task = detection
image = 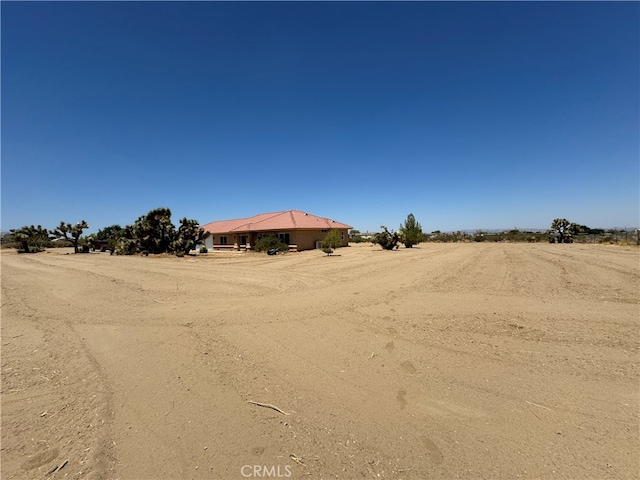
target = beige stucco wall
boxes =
[291,230,322,251]
[291,229,349,251]
[205,233,239,248]
[205,229,349,252]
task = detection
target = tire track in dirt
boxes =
[1,259,116,479]
[2,244,639,479]
[525,246,640,303]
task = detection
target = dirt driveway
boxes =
[1,243,638,479]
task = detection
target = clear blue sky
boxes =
[2,2,638,234]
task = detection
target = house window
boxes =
[341,231,345,240]
[321,229,328,234]
[278,233,290,245]
[220,236,228,245]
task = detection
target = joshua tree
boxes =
[550,219,588,243]
[174,218,210,256]
[133,207,175,254]
[114,225,138,255]
[53,220,89,253]
[374,226,401,250]
[9,225,50,253]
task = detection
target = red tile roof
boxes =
[202,210,352,234]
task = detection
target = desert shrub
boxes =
[254,235,288,253]
[200,246,208,253]
[349,236,370,243]
[373,226,400,250]
[322,229,342,255]
[473,231,487,242]
[425,231,471,243]
[115,237,137,255]
[18,244,46,253]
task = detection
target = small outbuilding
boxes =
[202,210,352,252]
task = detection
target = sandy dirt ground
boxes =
[1,242,638,480]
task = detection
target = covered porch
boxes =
[204,232,298,252]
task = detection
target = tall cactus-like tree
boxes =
[568,223,584,236]
[551,218,570,243]
[374,226,401,250]
[53,220,89,253]
[113,208,208,256]
[133,207,175,254]
[174,218,210,256]
[10,225,50,253]
[399,213,423,248]
[114,225,138,255]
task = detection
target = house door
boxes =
[278,233,290,245]
[240,235,247,246]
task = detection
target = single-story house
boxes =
[202,210,352,252]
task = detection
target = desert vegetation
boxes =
[347,215,637,246]
[52,220,90,253]
[5,207,209,257]
[8,225,51,253]
[112,208,209,256]
[373,226,401,250]
[399,213,423,248]
[4,211,637,256]
[253,234,289,253]
[321,228,342,255]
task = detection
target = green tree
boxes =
[174,218,210,256]
[551,218,571,243]
[133,207,175,254]
[95,224,124,252]
[95,225,124,241]
[112,209,208,256]
[399,213,423,248]
[53,220,89,253]
[322,229,342,255]
[9,225,50,253]
[373,226,400,250]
